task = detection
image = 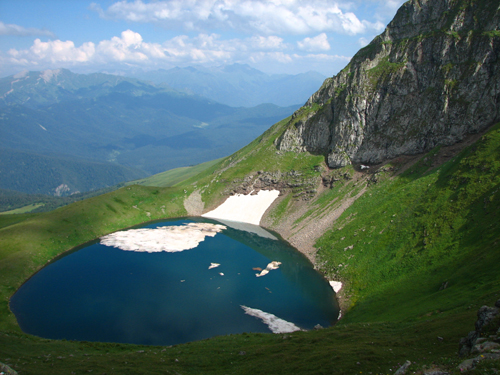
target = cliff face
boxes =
[277,0,500,168]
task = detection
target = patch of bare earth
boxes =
[262,174,367,264]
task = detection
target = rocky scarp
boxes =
[277,0,500,168]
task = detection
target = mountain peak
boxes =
[277,0,500,168]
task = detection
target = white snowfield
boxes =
[100,222,226,252]
[202,190,280,225]
[240,305,302,333]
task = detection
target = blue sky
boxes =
[0,0,406,78]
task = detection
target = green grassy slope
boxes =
[129,158,223,187]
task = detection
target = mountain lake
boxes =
[10,218,339,346]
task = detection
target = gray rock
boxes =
[476,306,500,332]
[472,341,500,354]
[458,353,500,372]
[394,360,411,375]
[0,362,18,375]
[276,0,500,169]
[459,330,479,357]
[424,370,449,375]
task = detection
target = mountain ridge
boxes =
[130,63,327,107]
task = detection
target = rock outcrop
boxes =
[459,299,500,357]
[276,0,500,168]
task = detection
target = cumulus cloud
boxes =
[358,37,370,47]
[0,21,56,38]
[1,29,352,77]
[91,0,384,35]
[8,39,95,65]
[297,33,330,52]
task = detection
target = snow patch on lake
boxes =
[255,261,281,277]
[202,190,280,225]
[100,223,226,252]
[241,306,302,333]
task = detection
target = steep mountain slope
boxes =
[131,64,327,107]
[0,0,499,374]
[276,0,500,168]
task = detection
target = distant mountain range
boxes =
[129,64,327,107]
[0,68,301,195]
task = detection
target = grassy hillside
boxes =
[129,158,223,187]
[0,114,499,374]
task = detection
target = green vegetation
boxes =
[367,57,406,90]
[483,30,500,37]
[128,158,224,188]
[0,203,44,215]
[0,186,129,214]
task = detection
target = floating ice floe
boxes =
[208,263,220,269]
[241,305,302,333]
[100,222,226,252]
[255,261,281,277]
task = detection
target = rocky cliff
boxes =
[277,0,500,168]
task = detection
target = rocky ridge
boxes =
[276,0,500,168]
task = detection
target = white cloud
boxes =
[3,30,292,71]
[358,37,370,47]
[297,33,330,52]
[96,30,153,62]
[91,0,384,35]
[0,21,56,38]
[248,36,286,50]
[8,39,95,65]
[1,29,353,77]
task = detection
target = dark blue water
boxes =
[10,218,339,346]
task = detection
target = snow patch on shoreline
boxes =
[202,190,280,225]
[329,281,342,293]
[241,306,302,333]
[100,223,226,252]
